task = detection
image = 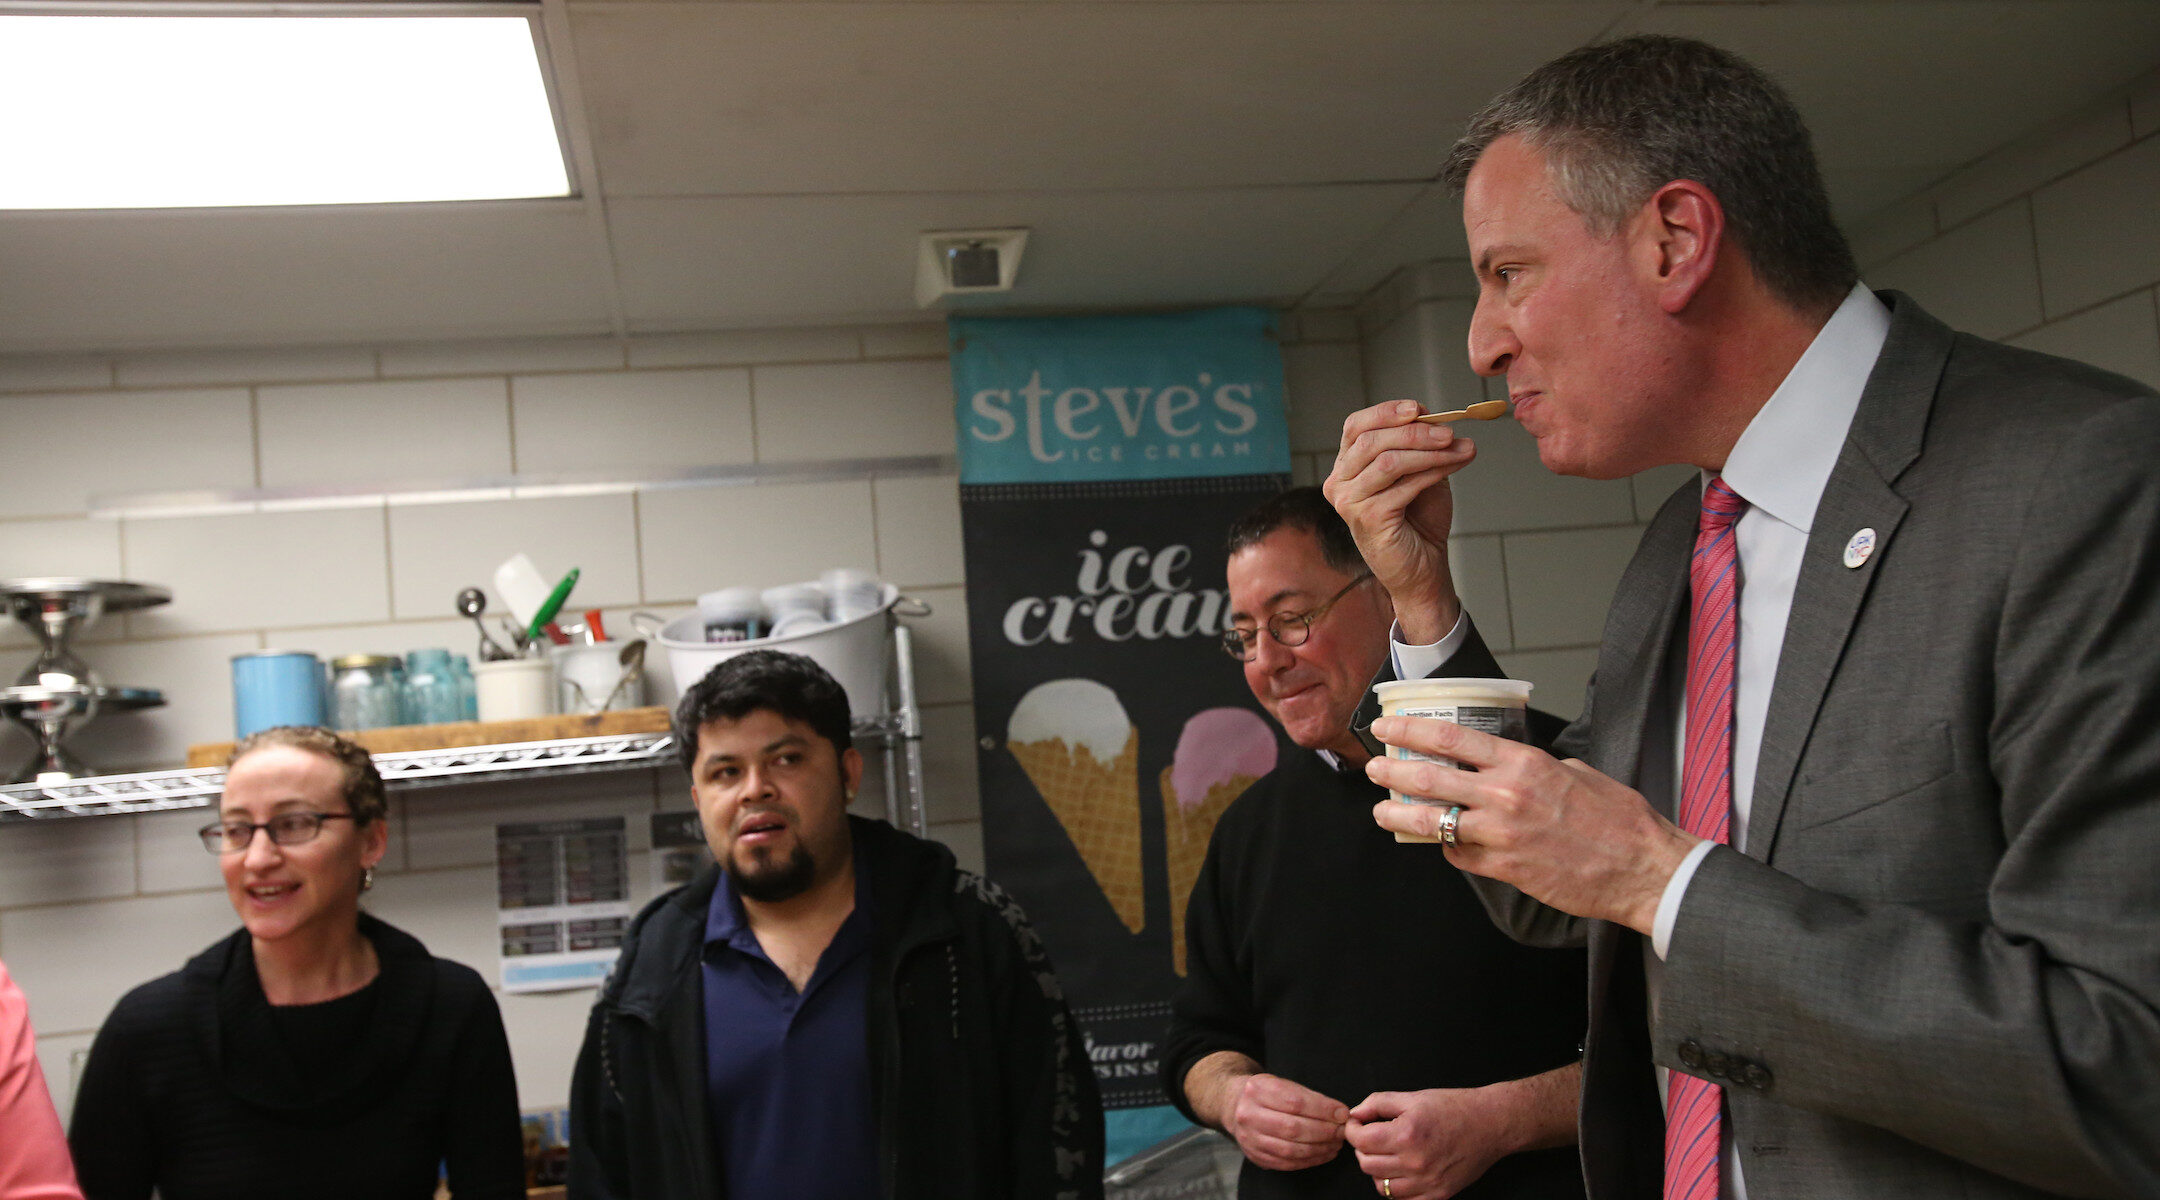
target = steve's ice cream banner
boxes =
[950,307,1292,1147]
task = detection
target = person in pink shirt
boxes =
[0,958,83,1200]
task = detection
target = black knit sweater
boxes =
[1160,750,1589,1199]
[68,914,525,1200]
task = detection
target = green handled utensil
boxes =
[524,568,581,646]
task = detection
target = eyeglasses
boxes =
[1221,571,1374,661]
[199,811,355,855]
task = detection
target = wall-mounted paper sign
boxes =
[495,816,629,994]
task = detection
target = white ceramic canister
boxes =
[474,658,556,723]
[1370,677,1533,843]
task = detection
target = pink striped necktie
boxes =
[1666,475,1747,1200]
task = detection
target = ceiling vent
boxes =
[915,228,1029,307]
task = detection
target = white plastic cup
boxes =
[822,568,884,622]
[761,582,827,623]
[1371,677,1533,843]
[474,658,556,722]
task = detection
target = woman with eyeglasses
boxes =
[66,726,524,1200]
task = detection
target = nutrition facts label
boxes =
[1392,703,1529,769]
[495,816,631,993]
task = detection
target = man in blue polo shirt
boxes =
[569,650,1103,1199]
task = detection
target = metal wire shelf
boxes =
[0,714,914,824]
[0,731,678,823]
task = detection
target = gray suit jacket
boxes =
[1466,293,2160,1199]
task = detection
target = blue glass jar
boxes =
[449,653,479,721]
[329,654,404,731]
[402,648,462,726]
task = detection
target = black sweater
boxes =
[68,914,525,1200]
[1160,750,1589,1199]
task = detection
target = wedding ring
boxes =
[1438,804,1464,848]
[1381,1179,1393,1199]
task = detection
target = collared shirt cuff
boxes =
[1388,611,1470,681]
[1652,840,1719,960]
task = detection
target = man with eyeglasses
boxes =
[1159,487,1589,1200]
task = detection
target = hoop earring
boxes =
[361,865,376,892]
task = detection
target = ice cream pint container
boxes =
[1371,677,1533,843]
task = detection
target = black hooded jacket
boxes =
[568,815,1104,1200]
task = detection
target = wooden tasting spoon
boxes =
[1412,399,1510,424]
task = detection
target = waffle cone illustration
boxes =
[1161,708,1278,974]
[1007,679,1144,935]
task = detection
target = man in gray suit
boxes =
[1326,35,2160,1200]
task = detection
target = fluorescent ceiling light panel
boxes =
[0,12,571,209]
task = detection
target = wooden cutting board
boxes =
[186,706,673,768]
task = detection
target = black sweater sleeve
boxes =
[69,984,164,1200]
[438,968,527,1199]
[1158,789,1265,1126]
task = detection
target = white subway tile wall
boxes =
[627,327,862,370]
[752,360,955,462]
[11,74,2160,1123]
[0,816,137,909]
[1281,340,1366,453]
[116,346,379,389]
[510,368,754,475]
[2009,290,2160,390]
[0,522,125,651]
[257,378,514,488]
[1870,201,2045,341]
[1930,100,2134,231]
[638,479,879,600]
[0,388,255,518]
[1845,191,1938,271]
[860,324,950,360]
[1501,527,1643,650]
[381,337,625,379]
[2,888,240,1035]
[388,493,641,619]
[873,475,965,587]
[1446,535,1513,653]
[2032,133,2160,318]
[0,355,110,393]
[124,507,393,635]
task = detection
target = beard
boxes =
[731,838,817,903]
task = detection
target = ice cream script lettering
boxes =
[1003,531,1228,647]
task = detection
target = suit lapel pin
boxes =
[1843,528,1877,569]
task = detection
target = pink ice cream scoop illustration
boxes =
[1160,707,1277,974]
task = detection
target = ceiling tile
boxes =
[605,184,1425,327]
[570,2,1623,194]
[0,203,618,352]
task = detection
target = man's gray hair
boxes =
[1444,35,1858,315]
